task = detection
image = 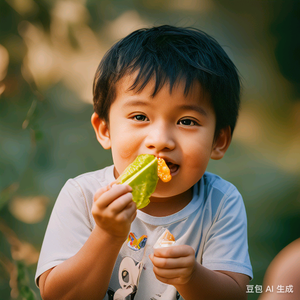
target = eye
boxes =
[178,118,199,126]
[132,114,149,122]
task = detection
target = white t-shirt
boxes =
[35,165,253,300]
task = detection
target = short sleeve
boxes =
[35,179,93,285]
[201,186,253,279]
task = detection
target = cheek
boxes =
[109,128,143,175]
[109,127,135,158]
[183,142,212,175]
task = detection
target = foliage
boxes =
[16,261,37,300]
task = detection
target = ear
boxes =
[91,113,111,149]
[211,126,232,160]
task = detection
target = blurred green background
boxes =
[0,0,299,299]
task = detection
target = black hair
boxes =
[93,25,241,136]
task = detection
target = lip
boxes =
[157,155,177,165]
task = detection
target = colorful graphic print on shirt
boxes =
[127,232,148,251]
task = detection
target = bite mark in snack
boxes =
[154,229,176,249]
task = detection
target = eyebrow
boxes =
[177,104,208,117]
[123,100,208,117]
[123,100,149,107]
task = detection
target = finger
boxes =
[154,245,195,258]
[93,185,111,202]
[152,266,188,279]
[93,183,119,202]
[94,184,132,208]
[150,255,194,269]
[115,200,137,223]
[108,180,117,188]
[109,192,133,214]
[127,201,137,222]
[129,208,137,222]
[153,273,183,286]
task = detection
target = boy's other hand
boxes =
[92,184,137,241]
[149,245,196,286]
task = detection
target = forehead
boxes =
[115,72,211,105]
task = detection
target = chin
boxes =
[152,182,185,198]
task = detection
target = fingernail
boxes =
[125,184,132,191]
[110,183,118,189]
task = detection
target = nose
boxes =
[144,122,175,152]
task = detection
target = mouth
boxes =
[166,162,179,175]
[161,158,180,176]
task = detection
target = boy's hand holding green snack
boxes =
[92,184,137,241]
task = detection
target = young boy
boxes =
[35,25,252,300]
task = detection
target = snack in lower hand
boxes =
[154,229,176,249]
[116,154,171,209]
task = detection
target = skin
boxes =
[258,238,300,300]
[38,74,249,300]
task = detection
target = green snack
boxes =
[117,154,159,209]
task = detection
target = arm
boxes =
[39,184,136,300]
[259,238,300,300]
[150,245,249,300]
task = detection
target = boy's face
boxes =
[92,74,230,203]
